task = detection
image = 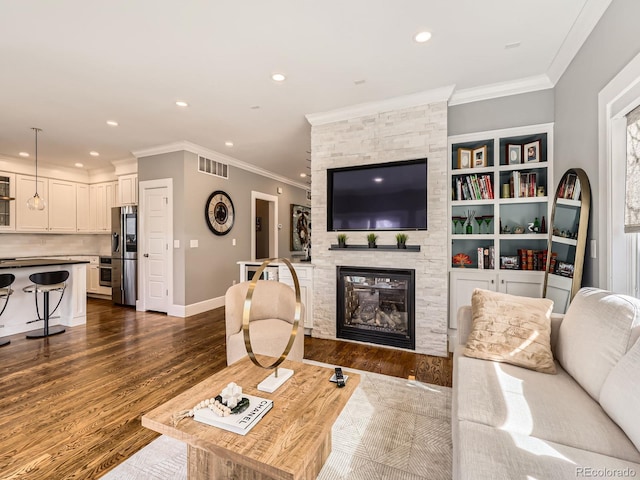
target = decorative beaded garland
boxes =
[172,382,248,426]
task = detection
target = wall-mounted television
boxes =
[327,158,427,231]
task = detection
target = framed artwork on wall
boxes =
[290,204,311,251]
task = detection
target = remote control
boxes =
[335,367,345,388]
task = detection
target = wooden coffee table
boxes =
[142,357,360,480]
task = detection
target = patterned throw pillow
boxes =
[463,288,556,374]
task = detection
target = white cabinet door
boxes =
[76,184,90,232]
[88,265,100,293]
[545,274,572,314]
[119,174,138,205]
[449,270,497,329]
[48,179,77,231]
[16,174,49,231]
[497,271,545,297]
[0,171,16,231]
[105,181,117,231]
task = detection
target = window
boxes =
[626,106,640,298]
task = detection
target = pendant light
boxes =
[26,127,46,211]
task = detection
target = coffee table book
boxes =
[193,394,273,435]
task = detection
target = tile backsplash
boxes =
[0,234,111,258]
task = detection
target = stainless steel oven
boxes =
[99,256,112,287]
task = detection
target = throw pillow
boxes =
[464,288,556,374]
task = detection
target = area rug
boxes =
[101,362,452,479]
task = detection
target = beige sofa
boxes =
[225,280,304,366]
[453,288,640,479]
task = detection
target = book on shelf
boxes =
[454,174,494,200]
[508,171,538,198]
[558,174,581,200]
[477,246,494,269]
[193,394,273,435]
[516,249,548,271]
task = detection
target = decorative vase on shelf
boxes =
[366,234,378,248]
[337,235,347,248]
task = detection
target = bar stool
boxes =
[23,270,69,339]
[0,273,15,347]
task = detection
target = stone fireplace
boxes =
[337,266,415,349]
[307,95,450,357]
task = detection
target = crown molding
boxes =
[449,74,553,106]
[110,157,138,176]
[305,85,455,126]
[133,141,308,190]
[546,0,614,85]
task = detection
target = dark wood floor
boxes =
[0,298,452,478]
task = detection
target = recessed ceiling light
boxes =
[505,41,521,49]
[354,79,366,85]
[414,31,432,43]
[106,120,119,127]
[75,163,84,168]
[300,173,307,178]
[250,105,261,110]
[89,151,100,157]
[271,73,286,82]
[19,152,29,157]
[225,141,234,147]
[373,177,383,183]
[175,100,189,107]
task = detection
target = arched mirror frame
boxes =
[543,168,591,313]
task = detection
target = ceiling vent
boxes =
[198,155,228,179]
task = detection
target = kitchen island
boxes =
[0,258,88,337]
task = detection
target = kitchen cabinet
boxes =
[449,269,544,329]
[89,181,118,232]
[0,171,16,231]
[76,184,91,232]
[118,174,138,205]
[48,179,77,232]
[16,174,49,231]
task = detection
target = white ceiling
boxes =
[0,0,610,184]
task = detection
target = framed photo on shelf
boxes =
[524,140,541,163]
[472,146,487,168]
[457,148,472,169]
[500,255,520,270]
[507,144,522,165]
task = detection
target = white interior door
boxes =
[143,186,169,312]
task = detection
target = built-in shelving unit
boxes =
[447,123,554,332]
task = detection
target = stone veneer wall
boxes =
[310,101,449,357]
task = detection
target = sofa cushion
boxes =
[453,347,640,463]
[555,288,640,401]
[600,337,640,451]
[463,288,555,374]
[456,420,640,480]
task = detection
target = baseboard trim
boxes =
[167,296,225,318]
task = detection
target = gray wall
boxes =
[555,0,640,287]
[138,150,308,306]
[448,89,554,136]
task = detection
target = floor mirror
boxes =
[542,168,591,313]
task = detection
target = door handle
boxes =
[144,253,149,257]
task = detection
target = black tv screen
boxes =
[327,159,427,231]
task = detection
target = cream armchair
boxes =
[225,280,304,366]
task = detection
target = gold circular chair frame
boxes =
[242,258,302,371]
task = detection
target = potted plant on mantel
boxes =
[396,233,408,249]
[367,233,378,248]
[337,233,348,248]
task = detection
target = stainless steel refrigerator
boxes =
[111,206,137,306]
